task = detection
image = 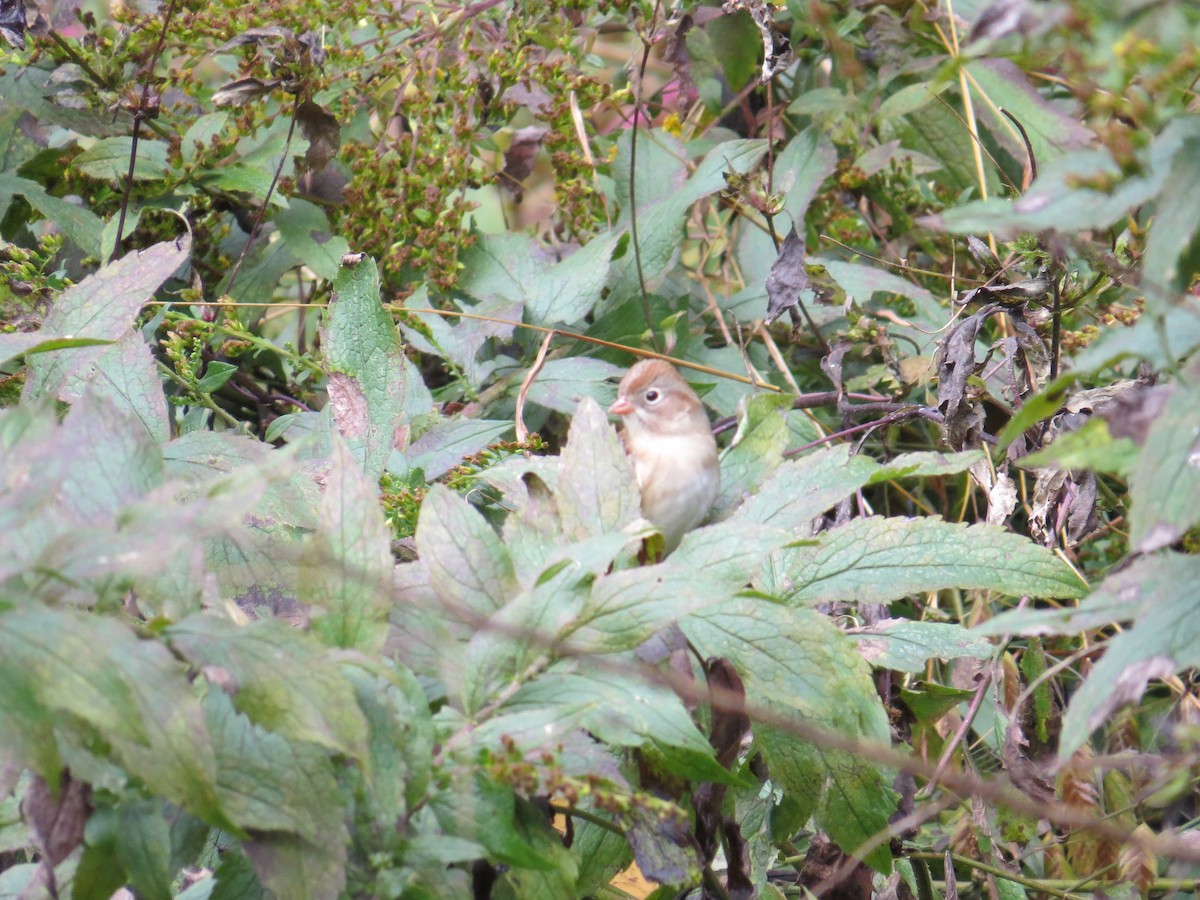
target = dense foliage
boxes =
[2,0,1200,897]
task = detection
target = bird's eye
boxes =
[645,389,661,403]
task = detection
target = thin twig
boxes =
[224,94,301,296]
[110,0,179,263]
[628,1,662,349]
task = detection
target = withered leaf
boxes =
[296,99,341,172]
[499,125,547,198]
[764,225,809,325]
[0,0,26,49]
[216,25,294,53]
[935,304,996,430]
[24,772,91,868]
[212,76,283,106]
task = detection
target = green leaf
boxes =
[681,597,895,871]
[762,516,1088,605]
[995,372,1078,451]
[963,59,1091,167]
[1051,553,1200,757]
[242,826,347,900]
[819,257,943,325]
[181,111,230,165]
[556,397,641,541]
[850,620,994,672]
[405,417,512,480]
[0,607,222,822]
[62,332,170,443]
[417,483,518,617]
[74,137,171,182]
[167,614,368,760]
[322,254,407,481]
[671,520,795,587]
[1135,134,1200,300]
[0,172,105,256]
[477,666,731,783]
[926,117,1200,237]
[195,360,238,393]
[607,138,768,301]
[456,231,617,327]
[1128,380,1200,552]
[274,199,351,282]
[23,236,190,401]
[301,438,393,651]
[774,125,838,225]
[866,449,986,483]
[1019,418,1138,478]
[734,445,880,532]
[114,800,173,900]
[713,393,791,519]
[203,689,347,846]
[570,561,740,652]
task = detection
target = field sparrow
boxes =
[609,359,720,553]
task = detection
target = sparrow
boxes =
[608,359,720,553]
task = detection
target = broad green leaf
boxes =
[456,231,616,326]
[774,125,838,225]
[322,254,407,481]
[474,666,729,782]
[976,549,1192,638]
[61,332,170,443]
[343,662,433,823]
[608,138,768,300]
[1049,553,1200,757]
[0,173,105,256]
[1019,418,1138,478]
[405,417,512,480]
[713,393,791,519]
[195,360,238,393]
[672,520,795,587]
[866,449,985,483]
[734,445,880,532]
[417,483,518,617]
[556,397,640,541]
[74,137,170,182]
[875,81,950,122]
[926,117,1200,237]
[301,438,392,651]
[242,827,347,900]
[1146,134,1200,293]
[114,800,173,900]
[0,334,113,368]
[570,562,739,652]
[850,620,994,672]
[398,290,520,388]
[819,257,943,325]
[434,775,578,876]
[964,59,1091,167]
[217,236,297,305]
[274,199,351,282]
[613,128,688,214]
[0,608,222,822]
[168,614,368,760]
[762,516,1088,605]
[203,689,346,846]
[23,236,190,401]
[181,111,229,165]
[903,96,1001,195]
[995,372,1078,451]
[521,357,622,415]
[461,573,588,715]
[57,392,163,523]
[1128,380,1200,552]
[681,597,895,871]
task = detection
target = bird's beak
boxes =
[609,397,634,416]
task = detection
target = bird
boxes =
[608,359,720,554]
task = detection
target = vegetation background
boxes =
[1,0,1200,897]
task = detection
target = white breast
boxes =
[629,433,720,552]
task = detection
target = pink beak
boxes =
[609,397,634,416]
